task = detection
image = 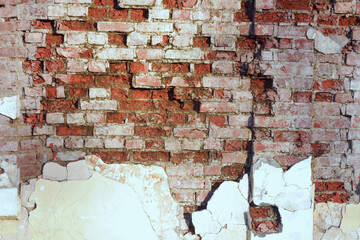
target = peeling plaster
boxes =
[306,27,349,54]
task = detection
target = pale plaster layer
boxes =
[85,155,181,240]
[0,90,19,119]
[314,203,360,240]
[307,27,349,54]
[29,172,158,240]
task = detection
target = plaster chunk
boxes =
[207,180,248,226]
[191,210,222,236]
[321,227,343,240]
[314,202,343,232]
[252,156,312,211]
[0,160,19,188]
[85,155,181,240]
[29,172,158,240]
[66,160,91,180]
[20,180,36,210]
[202,224,247,240]
[0,188,20,219]
[0,90,19,119]
[42,162,67,181]
[306,27,349,54]
[340,204,360,233]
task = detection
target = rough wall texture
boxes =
[0,0,359,233]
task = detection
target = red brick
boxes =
[193,36,211,47]
[108,34,126,46]
[315,182,346,192]
[221,164,244,179]
[315,193,349,203]
[152,89,170,99]
[335,93,353,103]
[56,126,93,136]
[131,89,150,99]
[148,113,166,124]
[46,60,65,72]
[130,9,148,21]
[57,21,95,31]
[209,115,227,126]
[317,15,336,26]
[274,156,305,167]
[255,12,291,23]
[251,220,278,233]
[36,47,52,58]
[224,140,249,151]
[94,151,128,163]
[234,12,251,22]
[339,16,359,26]
[194,152,209,163]
[23,113,43,124]
[312,142,330,156]
[69,88,87,97]
[94,0,113,5]
[110,63,127,73]
[274,131,309,142]
[45,87,57,98]
[24,60,42,72]
[95,75,131,86]
[128,113,146,123]
[294,13,313,23]
[106,112,126,123]
[57,48,92,58]
[111,87,129,99]
[277,0,310,10]
[20,164,42,181]
[293,92,312,103]
[41,100,77,111]
[194,64,211,74]
[130,62,148,73]
[134,126,170,136]
[250,207,273,219]
[163,0,197,8]
[152,62,170,72]
[56,75,94,85]
[145,139,164,150]
[314,79,344,91]
[315,92,333,102]
[167,113,186,125]
[120,100,155,110]
[109,8,128,19]
[88,7,107,19]
[46,34,64,45]
[172,63,189,73]
[33,20,52,29]
[171,152,193,164]
[133,151,170,162]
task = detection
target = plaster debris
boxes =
[0,90,19,119]
[192,174,249,239]
[29,172,158,240]
[85,155,181,240]
[42,162,67,181]
[0,188,20,219]
[321,227,343,240]
[66,160,91,180]
[307,27,349,54]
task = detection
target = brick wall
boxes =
[0,0,359,233]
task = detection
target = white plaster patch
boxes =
[42,162,67,181]
[307,27,349,54]
[0,90,19,119]
[66,160,91,180]
[252,156,312,212]
[0,188,20,219]
[85,155,181,240]
[191,174,249,238]
[29,172,158,240]
[191,210,221,236]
